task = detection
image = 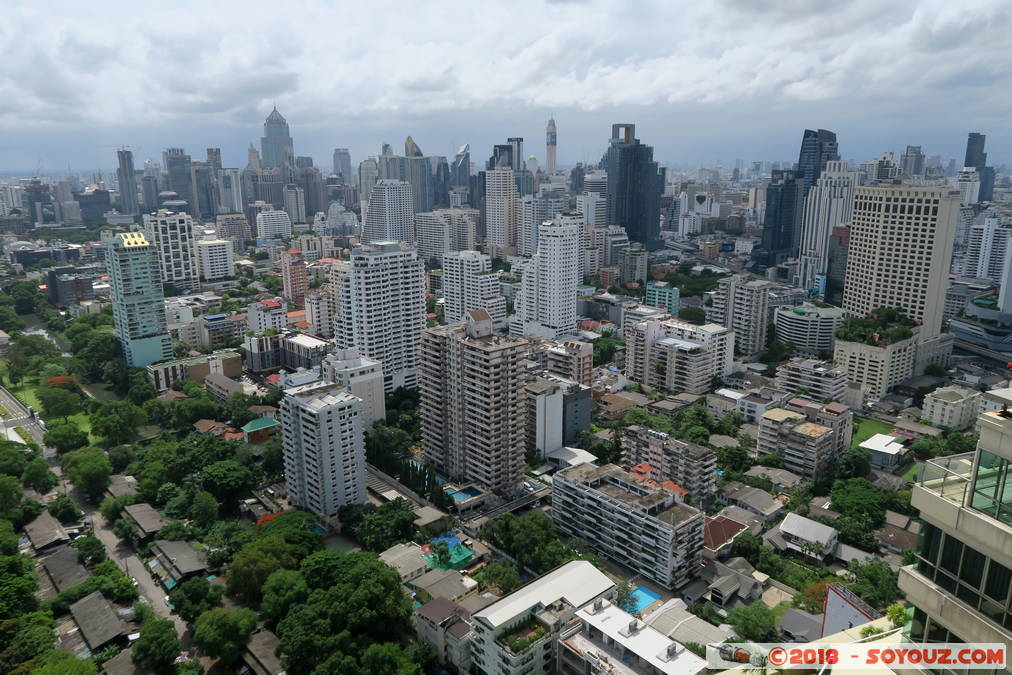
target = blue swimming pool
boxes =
[445,486,483,502]
[629,585,661,613]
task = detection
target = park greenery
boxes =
[835,307,915,346]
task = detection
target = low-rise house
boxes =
[718,481,783,522]
[644,598,733,646]
[248,404,279,420]
[703,516,747,559]
[744,466,805,491]
[808,496,841,522]
[766,513,838,560]
[242,630,285,675]
[687,557,766,609]
[151,539,207,584]
[875,510,921,554]
[380,542,429,583]
[922,386,981,431]
[241,417,280,443]
[414,597,476,674]
[70,591,127,652]
[24,511,69,552]
[411,568,478,603]
[860,433,908,470]
[122,503,166,541]
[41,546,90,594]
[781,608,824,643]
[716,505,765,535]
[105,474,138,500]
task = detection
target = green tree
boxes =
[89,401,146,445]
[0,475,22,514]
[678,306,706,325]
[32,656,98,675]
[194,607,258,664]
[727,602,779,641]
[473,560,521,594]
[258,511,322,559]
[261,569,309,623]
[226,536,297,606]
[0,442,28,477]
[188,490,219,528]
[35,387,81,420]
[830,478,886,526]
[72,534,107,565]
[200,460,253,507]
[614,581,636,614]
[351,499,417,551]
[717,445,752,472]
[836,446,871,480]
[63,448,112,498]
[359,643,423,675]
[0,520,19,556]
[847,558,901,610]
[431,540,452,567]
[0,307,25,332]
[168,576,223,624]
[132,616,180,674]
[43,423,90,455]
[887,603,906,628]
[48,494,82,522]
[20,458,57,493]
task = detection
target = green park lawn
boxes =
[851,416,894,450]
[6,375,95,440]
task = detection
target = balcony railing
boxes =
[916,452,975,506]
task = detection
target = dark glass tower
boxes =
[605,124,663,250]
[261,107,295,182]
[451,144,470,188]
[116,149,138,215]
[796,128,839,200]
[754,170,800,268]
[964,132,994,202]
[163,148,193,213]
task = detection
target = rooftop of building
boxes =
[71,591,126,650]
[283,332,330,349]
[779,512,838,546]
[793,421,833,438]
[475,561,613,630]
[860,433,906,455]
[557,463,700,526]
[776,302,844,318]
[834,308,916,346]
[147,350,240,369]
[925,385,980,402]
[762,407,805,423]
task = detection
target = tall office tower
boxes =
[900,408,1012,651]
[295,166,325,216]
[755,169,800,268]
[443,250,507,324]
[795,129,839,200]
[216,168,244,214]
[320,348,386,425]
[414,208,478,264]
[332,241,425,391]
[283,184,306,224]
[281,380,365,518]
[484,168,519,253]
[142,209,199,293]
[195,237,234,282]
[708,275,773,356]
[576,192,607,228]
[255,209,293,239]
[246,144,261,170]
[206,147,221,170]
[797,161,859,292]
[190,162,216,220]
[378,138,435,213]
[107,232,173,367]
[115,149,138,215]
[261,107,295,182]
[141,171,159,212]
[358,158,378,203]
[966,209,1011,283]
[605,124,663,250]
[842,185,959,341]
[956,168,982,205]
[963,132,995,202]
[281,248,308,308]
[163,148,193,210]
[362,180,414,243]
[900,145,925,176]
[215,213,251,241]
[332,148,352,184]
[510,218,580,339]
[546,117,557,173]
[420,310,528,495]
[451,144,470,188]
[517,193,568,255]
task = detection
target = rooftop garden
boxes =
[500,616,548,654]
[834,307,915,346]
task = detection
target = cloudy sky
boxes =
[1,0,1009,173]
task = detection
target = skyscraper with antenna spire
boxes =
[546,117,557,173]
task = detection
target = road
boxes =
[0,382,47,447]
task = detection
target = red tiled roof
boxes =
[261,300,281,308]
[704,515,746,549]
[631,462,653,474]
[660,481,688,497]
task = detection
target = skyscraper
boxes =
[163,148,193,211]
[451,144,470,188]
[900,407,1012,651]
[605,124,662,250]
[755,170,800,268]
[965,208,1012,283]
[546,117,557,173]
[517,193,568,256]
[358,158,378,204]
[283,184,306,224]
[963,132,995,202]
[332,148,352,184]
[332,241,426,391]
[281,380,365,518]
[206,147,222,170]
[143,209,200,293]
[842,185,959,341]
[362,180,414,243]
[420,310,528,495]
[377,138,435,213]
[510,216,581,339]
[797,161,859,292]
[414,208,477,264]
[281,248,308,309]
[443,250,507,325]
[116,149,138,215]
[483,167,519,253]
[106,232,173,367]
[261,107,295,182]
[795,129,839,200]
[900,145,925,176]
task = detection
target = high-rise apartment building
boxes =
[606,124,662,250]
[772,303,844,357]
[261,107,295,182]
[281,248,308,309]
[900,408,1012,651]
[107,232,173,367]
[116,149,138,215]
[195,237,234,282]
[358,158,378,203]
[332,242,425,391]
[332,148,352,184]
[378,139,436,213]
[517,193,568,256]
[142,209,199,293]
[510,217,580,339]
[709,275,772,356]
[246,298,288,333]
[281,380,365,519]
[796,129,839,200]
[442,250,506,325]
[966,209,1011,283]
[255,209,293,240]
[283,184,306,224]
[842,185,959,341]
[217,168,245,215]
[757,408,836,480]
[621,426,717,505]
[553,463,704,589]
[546,117,557,173]
[776,357,848,403]
[414,208,477,264]
[320,348,386,426]
[546,340,593,387]
[362,180,414,244]
[484,167,519,253]
[420,311,528,495]
[625,317,734,394]
[215,213,251,242]
[797,161,858,293]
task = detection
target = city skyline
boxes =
[2,1,1012,170]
